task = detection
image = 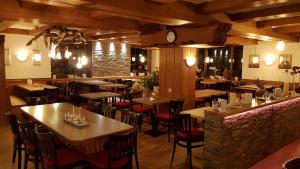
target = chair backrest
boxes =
[34,126,58,168]
[107,130,136,168]
[6,112,21,140]
[169,98,185,116]
[126,91,142,101]
[121,109,140,131]
[101,104,116,119]
[18,121,39,155]
[174,114,192,136]
[86,100,101,113]
[26,96,48,105]
[45,88,58,98]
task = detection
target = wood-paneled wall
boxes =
[159,47,196,110]
[0,35,8,123]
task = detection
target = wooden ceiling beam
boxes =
[210,13,299,42]
[1,1,140,32]
[274,25,300,33]
[0,20,18,31]
[229,3,300,22]
[93,32,140,40]
[81,0,213,26]
[225,36,257,45]
[257,16,300,28]
[0,28,31,35]
[201,0,293,14]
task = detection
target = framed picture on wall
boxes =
[278,54,292,69]
[4,49,11,66]
[248,54,259,68]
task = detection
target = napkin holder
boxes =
[241,93,252,104]
[27,79,32,85]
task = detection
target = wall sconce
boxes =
[205,57,210,63]
[16,49,28,62]
[81,55,88,65]
[249,54,260,68]
[276,40,285,51]
[210,58,214,63]
[32,50,41,66]
[186,56,196,67]
[140,56,146,63]
[264,54,275,66]
[252,56,259,64]
[132,57,136,61]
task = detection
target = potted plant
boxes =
[140,70,159,96]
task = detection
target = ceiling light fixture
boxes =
[276,40,285,51]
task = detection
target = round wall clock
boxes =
[166,30,176,44]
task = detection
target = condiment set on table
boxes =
[64,107,89,128]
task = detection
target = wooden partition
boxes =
[159,47,196,110]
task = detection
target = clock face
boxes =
[167,30,176,43]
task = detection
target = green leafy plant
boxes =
[141,70,159,91]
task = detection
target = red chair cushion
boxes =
[113,101,131,108]
[86,151,130,169]
[132,105,152,114]
[44,148,84,167]
[176,128,204,142]
[195,98,205,102]
[155,112,171,120]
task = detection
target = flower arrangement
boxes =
[140,69,159,91]
[209,66,218,76]
[131,82,144,92]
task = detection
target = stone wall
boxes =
[92,41,131,76]
[204,97,300,169]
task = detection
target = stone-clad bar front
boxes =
[204,96,300,169]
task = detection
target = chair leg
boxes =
[17,143,22,169]
[171,140,177,162]
[12,142,17,163]
[24,154,28,169]
[168,120,170,142]
[187,143,192,169]
[34,158,39,169]
[134,144,140,169]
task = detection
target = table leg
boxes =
[144,105,165,137]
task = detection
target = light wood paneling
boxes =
[159,47,196,110]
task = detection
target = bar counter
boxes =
[203,95,300,169]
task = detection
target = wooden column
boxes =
[204,48,208,77]
[159,47,196,110]
[0,35,7,123]
[229,45,234,79]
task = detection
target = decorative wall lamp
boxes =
[276,40,285,51]
[249,55,260,68]
[186,48,196,67]
[32,50,42,66]
[16,49,28,62]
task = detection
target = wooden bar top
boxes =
[21,103,132,143]
[206,95,300,118]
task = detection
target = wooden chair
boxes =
[101,104,116,119]
[121,109,141,169]
[45,88,59,103]
[155,98,185,142]
[85,130,137,169]
[86,100,102,113]
[35,126,84,169]
[171,114,204,169]
[18,121,42,169]
[112,91,142,111]
[6,112,24,169]
[25,96,48,105]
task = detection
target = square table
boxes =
[132,97,170,137]
[79,80,112,86]
[21,103,132,154]
[99,83,128,89]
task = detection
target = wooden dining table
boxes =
[78,80,112,86]
[181,106,213,120]
[132,96,170,137]
[195,89,227,99]
[21,103,132,154]
[80,92,121,100]
[17,83,57,92]
[235,84,273,91]
[99,83,128,89]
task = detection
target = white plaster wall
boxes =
[151,49,160,71]
[242,41,300,82]
[3,34,51,79]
